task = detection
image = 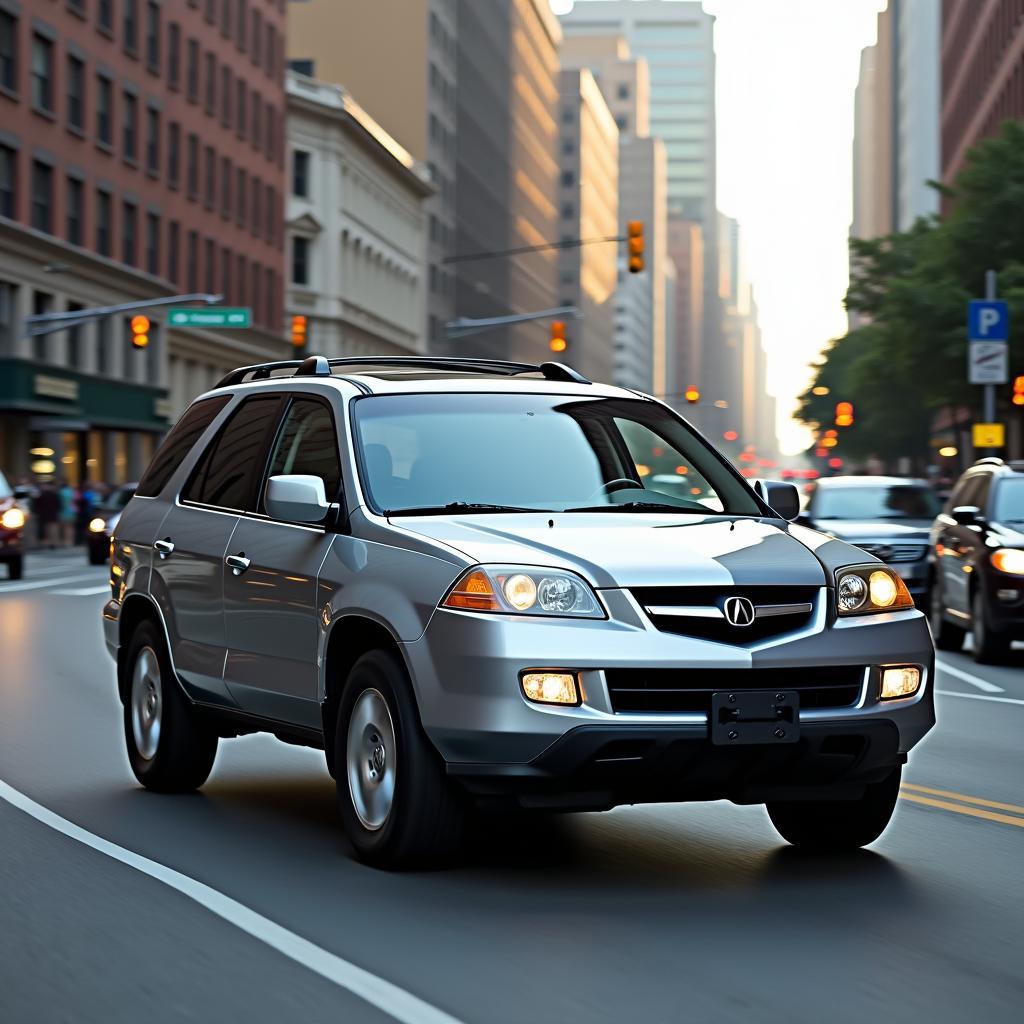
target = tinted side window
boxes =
[136,395,230,497]
[263,397,342,507]
[184,396,282,510]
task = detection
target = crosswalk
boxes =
[0,550,111,598]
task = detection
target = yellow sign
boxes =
[972,422,1005,448]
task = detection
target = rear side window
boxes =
[263,397,342,505]
[184,395,282,511]
[136,396,231,498]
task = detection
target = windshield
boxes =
[0,471,10,499]
[993,478,1024,522]
[812,484,940,520]
[352,393,761,516]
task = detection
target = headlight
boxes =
[88,517,107,534]
[442,565,603,618]
[835,565,914,615]
[0,507,26,530]
[991,548,1024,575]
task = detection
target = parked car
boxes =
[930,457,1024,662]
[86,484,137,565]
[103,355,935,868]
[799,476,940,605]
[0,470,26,580]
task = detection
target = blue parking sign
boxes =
[968,300,1009,341]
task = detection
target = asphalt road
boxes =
[1,549,1022,1024]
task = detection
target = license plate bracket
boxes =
[710,690,800,745]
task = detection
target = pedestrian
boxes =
[58,478,76,547]
[76,481,98,544]
[34,483,60,549]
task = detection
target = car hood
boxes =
[814,519,932,542]
[395,513,828,589]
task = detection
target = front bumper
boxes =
[404,588,935,805]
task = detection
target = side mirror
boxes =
[265,474,330,524]
[754,479,801,522]
[951,505,981,526]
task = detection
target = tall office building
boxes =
[560,35,649,139]
[0,0,287,482]
[287,0,456,348]
[557,68,618,382]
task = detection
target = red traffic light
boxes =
[684,386,700,404]
[627,220,645,273]
[723,430,739,442]
[834,400,854,427]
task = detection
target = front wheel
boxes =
[930,581,965,651]
[767,766,901,851]
[334,649,465,869]
[123,621,218,792]
[972,591,1010,664]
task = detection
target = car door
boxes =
[939,474,986,616]
[222,394,342,729]
[153,394,283,705]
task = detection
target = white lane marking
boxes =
[21,562,99,577]
[935,658,1005,693]
[0,573,107,594]
[51,586,111,597]
[0,781,464,1024]
[936,689,1024,707]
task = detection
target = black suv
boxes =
[930,458,1024,662]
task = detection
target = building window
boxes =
[288,58,314,77]
[236,167,246,225]
[168,220,179,284]
[221,65,231,127]
[0,145,16,217]
[65,176,83,245]
[146,107,160,174]
[204,144,214,207]
[0,281,16,357]
[265,104,275,160]
[236,80,246,138]
[220,0,231,37]
[237,0,248,50]
[204,51,215,113]
[31,34,54,113]
[66,302,83,368]
[617,83,630,100]
[124,0,139,56]
[96,74,112,144]
[236,253,246,305]
[95,189,111,255]
[168,22,180,88]
[186,230,197,291]
[145,212,159,275]
[98,1,114,34]
[122,200,137,265]
[167,120,180,186]
[186,132,198,197]
[292,150,309,198]
[264,183,274,242]
[0,10,17,93]
[615,115,628,132]
[251,9,262,66]
[145,2,160,70]
[251,93,261,149]
[30,160,53,233]
[291,236,309,286]
[186,38,198,101]
[251,179,260,237]
[204,237,214,292]
[561,170,574,186]
[122,91,137,162]
[66,55,85,131]
[221,155,231,215]
[264,24,274,78]
[221,246,232,301]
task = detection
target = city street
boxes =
[1,550,1021,1024]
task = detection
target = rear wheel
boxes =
[6,555,23,580]
[123,621,218,792]
[767,766,901,851]
[971,591,1010,664]
[334,649,464,869]
[930,581,965,651]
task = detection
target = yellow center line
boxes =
[899,792,1024,829]
[901,782,1024,816]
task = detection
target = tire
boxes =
[971,590,1010,664]
[123,621,218,792]
[930,580,965,651]
[334,649,465,869]
[6,555,23,581]
[767,766,902,851]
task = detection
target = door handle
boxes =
[225,553,251,575]
[154,538,174,559]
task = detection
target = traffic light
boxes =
[549,320,567,353]
[684,385,700,404]
[130,315,150,349]
[291,314,307,349]
[1013,375,1024,406]
[627,220,645,274]
[723,430,739,442]
[835,400,854,427]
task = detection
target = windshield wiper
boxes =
[385,501,554,517]
[562,501,707,514]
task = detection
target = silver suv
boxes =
[103,356,935,867]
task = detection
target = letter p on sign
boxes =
[968,300,1009,341]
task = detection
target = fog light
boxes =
[881,666,921,700]
[521,672,579,706]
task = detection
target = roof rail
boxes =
[972,457,1004,467]
[214,354,592,389]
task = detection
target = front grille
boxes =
[605,666,865,714]
[631,585,819,645]
[859,543,927,564]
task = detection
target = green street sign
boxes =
[167,307,251,328]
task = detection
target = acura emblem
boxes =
[723,596,756,627]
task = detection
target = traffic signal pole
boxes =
[23,293,223,340]
[984,269,997,428]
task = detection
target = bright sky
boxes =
[551,0,886,454]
